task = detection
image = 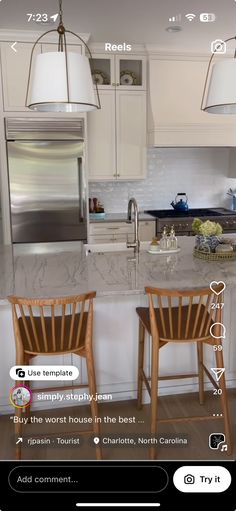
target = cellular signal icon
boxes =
[185,13,196,21]
[168,14,181,22]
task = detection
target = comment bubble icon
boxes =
[210,322,226,339]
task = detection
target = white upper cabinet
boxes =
[0,42,40,111]
[88,89,146,180]
[0,42,82,111]
[116,91,146,179]
[148,55,236,147]
[88,90,116,180]
[88,53,147,181]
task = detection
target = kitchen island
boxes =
[0,237,236,413]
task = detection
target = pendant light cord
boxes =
[59,0,63,24]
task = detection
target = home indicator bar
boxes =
[76,505,161,508]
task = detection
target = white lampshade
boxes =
[27,52,98,112]
[204,59,236,114]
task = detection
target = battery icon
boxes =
[200,13,216,22]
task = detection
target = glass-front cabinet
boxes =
[90,54,146,90]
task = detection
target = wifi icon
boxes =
[185,13,196,21]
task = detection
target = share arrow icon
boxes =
[211,368,225,381]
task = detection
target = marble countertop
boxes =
[89,212,155,223]
[0,237,236,301]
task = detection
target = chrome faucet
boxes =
[126,197,140,254]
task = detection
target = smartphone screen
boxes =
[0,1,235,509]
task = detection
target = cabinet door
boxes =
[139,221,155,241]
[89,54,115,89]
[88,90,116,180]
[89,222,134,243]
[0,42,40,111]
[90,222,133,235]
[116,55,146,90]
[116,91,146,179]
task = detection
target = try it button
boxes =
[173,466,231,493]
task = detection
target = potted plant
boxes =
[192,218,223,253]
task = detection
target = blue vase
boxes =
[195,235,220,253]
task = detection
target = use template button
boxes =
[173,466,231,493]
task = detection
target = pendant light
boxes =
[26,0,100,112]
[201,36,236,114]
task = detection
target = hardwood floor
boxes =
[0,389,235,460]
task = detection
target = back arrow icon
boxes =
[11,42,17,52]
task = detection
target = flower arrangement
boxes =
[192,218,223,253]
[192,218,223,236]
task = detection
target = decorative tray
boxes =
[148,248,180,255]
[193,248,236,261]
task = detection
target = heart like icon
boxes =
[210,281,226,296]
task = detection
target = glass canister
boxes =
[168,226,178,250]
[160,227,169,250]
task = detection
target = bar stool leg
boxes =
[137,320,145,410]
[15,351,24,460]
[197,342,204,405]
[86,352,102,460]
[15,407,22,460]
[24,354,31,419]
[214,342,232,455]
[150,333,160,460]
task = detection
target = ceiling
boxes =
[0,0,236,52]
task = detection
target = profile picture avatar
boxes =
[9,385,32,408]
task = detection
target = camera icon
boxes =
[211,39,226,54]
[15,367,26,378]
[184,474,195,484]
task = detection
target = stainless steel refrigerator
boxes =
[6,118,87,244]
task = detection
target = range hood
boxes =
[147,54,236,147]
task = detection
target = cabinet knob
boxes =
[116,83,120,86]
[112,83,116,86]
[117,173,120,177]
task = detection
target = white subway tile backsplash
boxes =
[89,147,235,213]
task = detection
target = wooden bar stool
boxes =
[8,292,102,460]
[136,285,232,459]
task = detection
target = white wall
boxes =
[89,147,236,213]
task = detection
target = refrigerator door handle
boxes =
[78,158,85,222]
